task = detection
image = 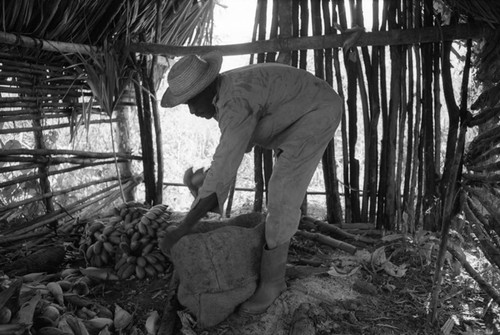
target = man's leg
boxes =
[240,107,339,314]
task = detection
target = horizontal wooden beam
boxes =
[0,31,97,55]
[0,23,491,58]
[130,23,490,56]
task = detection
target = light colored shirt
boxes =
[194,63,340,215]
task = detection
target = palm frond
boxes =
[78,42,133,117]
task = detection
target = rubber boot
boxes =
[239,241,289,315]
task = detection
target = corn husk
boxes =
[72,281,90,296]
[21,283,49,296]
[81,307,97,319]
[46,282,64,305]
[42,305,61,322]
[60,268,80,279]
[57,280,73,292]
[94,304,113,319]
[75,308,89,320]
[65,314,90,335]
[0,323,28,335]
[37,327,66,335]
[21,272,47,283]
[79,267,119,281]
[0,307,11,324]
[38,316,57,328]
[145,310,159,335]
[113,304,132,330]
[16,290,41,325]
[85,317,113,332]
[57,315,75,335]
[98,326,111,335]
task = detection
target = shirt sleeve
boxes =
[192,101,257,216]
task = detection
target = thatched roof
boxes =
[0,0,215,61]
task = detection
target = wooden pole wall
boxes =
[0,0,492,239]
[248,0,478,234]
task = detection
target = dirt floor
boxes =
[91,237,499,335]
[1,211,499,335]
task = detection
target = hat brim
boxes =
[161,51,223,108]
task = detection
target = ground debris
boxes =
[1,213,499,334]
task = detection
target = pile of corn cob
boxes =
[79,202,172,280]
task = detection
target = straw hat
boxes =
[161,51,223,107]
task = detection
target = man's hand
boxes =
[183,167,208,198]
[159,225,189,256]
[159,193,218,257]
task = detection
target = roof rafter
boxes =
[0,23,491,58]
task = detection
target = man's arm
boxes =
[181,192,218,230]
[159,193,218,255]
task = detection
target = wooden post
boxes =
[331,1,351,223]
[150,0,164,205]
[252,0,268,213]
[385,1,402,231]
[342,14,361,223]
[376,2,389,229]
[367,0,381,224]
[116,98,135,202]
[298,0,309,216]
[422,0,438,231]
[321,0,343,224]
[431,39,472,322]
[133,71,155,205]
[403,0,415,231]
[32,75,55,216]
[408,6,423,232]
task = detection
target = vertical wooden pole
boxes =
[266,0,279,63]
[332,0,351,223]
[367,0,381,223]
[340,0,361,223]
[396,0,409,231]
[225,182,236,217]
[32,76,55,215]
[395,56,407,231]
[322,0,343,224]
[433,41,442,181]
[133,67,155,205]
[354,0,372,225]
[376,2,389,229]
[253,0,268,212]
[116,101,134,202]
[151,0,164,205]
[311,0,323,78]
[403,0,414,224]
[408,0,423,232]
[276,0,292,64]
[260,0,284,206]
[291,0,300,68]
[298,0,309,215]
[422,0,437,231]
[384,0,402,231]
[440,15,460,202]
[141,66,157,205]
[299,0,308,70]
[431,41,471,320]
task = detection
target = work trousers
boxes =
[265,105,342,249]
